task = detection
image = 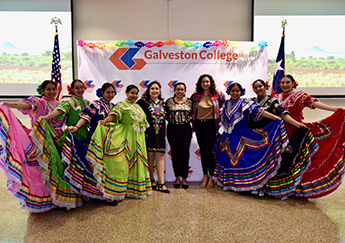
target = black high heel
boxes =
[157,183,170,193]
[151,180,157,190]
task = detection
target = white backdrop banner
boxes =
[77,40,268,181]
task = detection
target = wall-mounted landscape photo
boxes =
[0,11,72,85]
[255,15,345,89]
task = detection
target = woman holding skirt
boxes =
[86,85,152,202]
[31,79,89,208]
[213,82,288,191]
[250,79,317,199]
[0,80,63,212]
[62,83,116,201]
[278,74,345,199]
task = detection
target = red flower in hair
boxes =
[265,81,270,90]
[67,85,74,95]
[293,81,299,89]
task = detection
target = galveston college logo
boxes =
[139,80,150,92]
[168,80,178,92]
[195,149,201,160]
[112,80,124,92]
[109,48,147,70]
[84,80,95,93]
[223,80,234,90]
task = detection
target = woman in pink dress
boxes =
[0,80,63,212]
[278,74,345,199]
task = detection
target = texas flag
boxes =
[271,33,285,97]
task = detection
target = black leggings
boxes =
[194,119,217,176]
[167,124,192,178]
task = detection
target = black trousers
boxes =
[167,124,192,178]
[194,119,217,176]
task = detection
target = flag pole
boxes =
[50,17,63,101]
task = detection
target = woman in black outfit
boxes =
[165,82,192,189]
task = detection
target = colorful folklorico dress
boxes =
[0,96,63,212]
[278,90,345,199]
[213,98,288,191]
[86,98,152,201]
[249,96,318,199]
[61,98,114,199]
[31,95,89,208]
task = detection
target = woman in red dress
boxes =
[278,74,345,199]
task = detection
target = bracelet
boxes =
[75,125,80,129]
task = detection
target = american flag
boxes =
[51,31,62,101]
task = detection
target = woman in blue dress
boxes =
[62,83,117,203]
[213,82,288,191]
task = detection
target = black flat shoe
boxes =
[106,200,118,206]
[182,184,189,189]
[151,180,157,190]
[173,183,180,189]
[157,183,170,193]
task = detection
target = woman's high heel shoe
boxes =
[157,183,170,193]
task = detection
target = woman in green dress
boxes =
[86,85,152,202]
[31,79,89,209]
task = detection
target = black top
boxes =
[165,97,192,125]
[249,96,289,128]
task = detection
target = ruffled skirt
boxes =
[31,117,82,208]
[295,109,345,199]
[0,104,56,212]
[86,122,152,201]
[213,120,288,191]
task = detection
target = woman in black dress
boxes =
[137,81,170,193]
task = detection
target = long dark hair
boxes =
[141,80,162,100]
[282,74,297,88]
[196,74,216,94]
[227,82,243,95]
[252,79,266,88]
[37,80,57,96]
[126,84,139,93]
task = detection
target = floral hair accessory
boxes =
[67,85,74,95]
[222,40,230,47]
[265,81,270,90]
[175,39,184,45]
[226,81,234,95]
[125,40,135,46]
[193,42,203,48]
[213,40,222,47]
[184,41,193,47]
[135,41,145,48]
[155,41,165,47]
[96,88,103,98]
[203,41,213,48]
[241,88,246,96]
[165,39,174,45]
[106,42,116,49]
[294,81,298,89]
[116,41,125,47]
[78,40,86,47]
[145,42,155,48]
[258,41,267,48]
[36,84,43,95]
